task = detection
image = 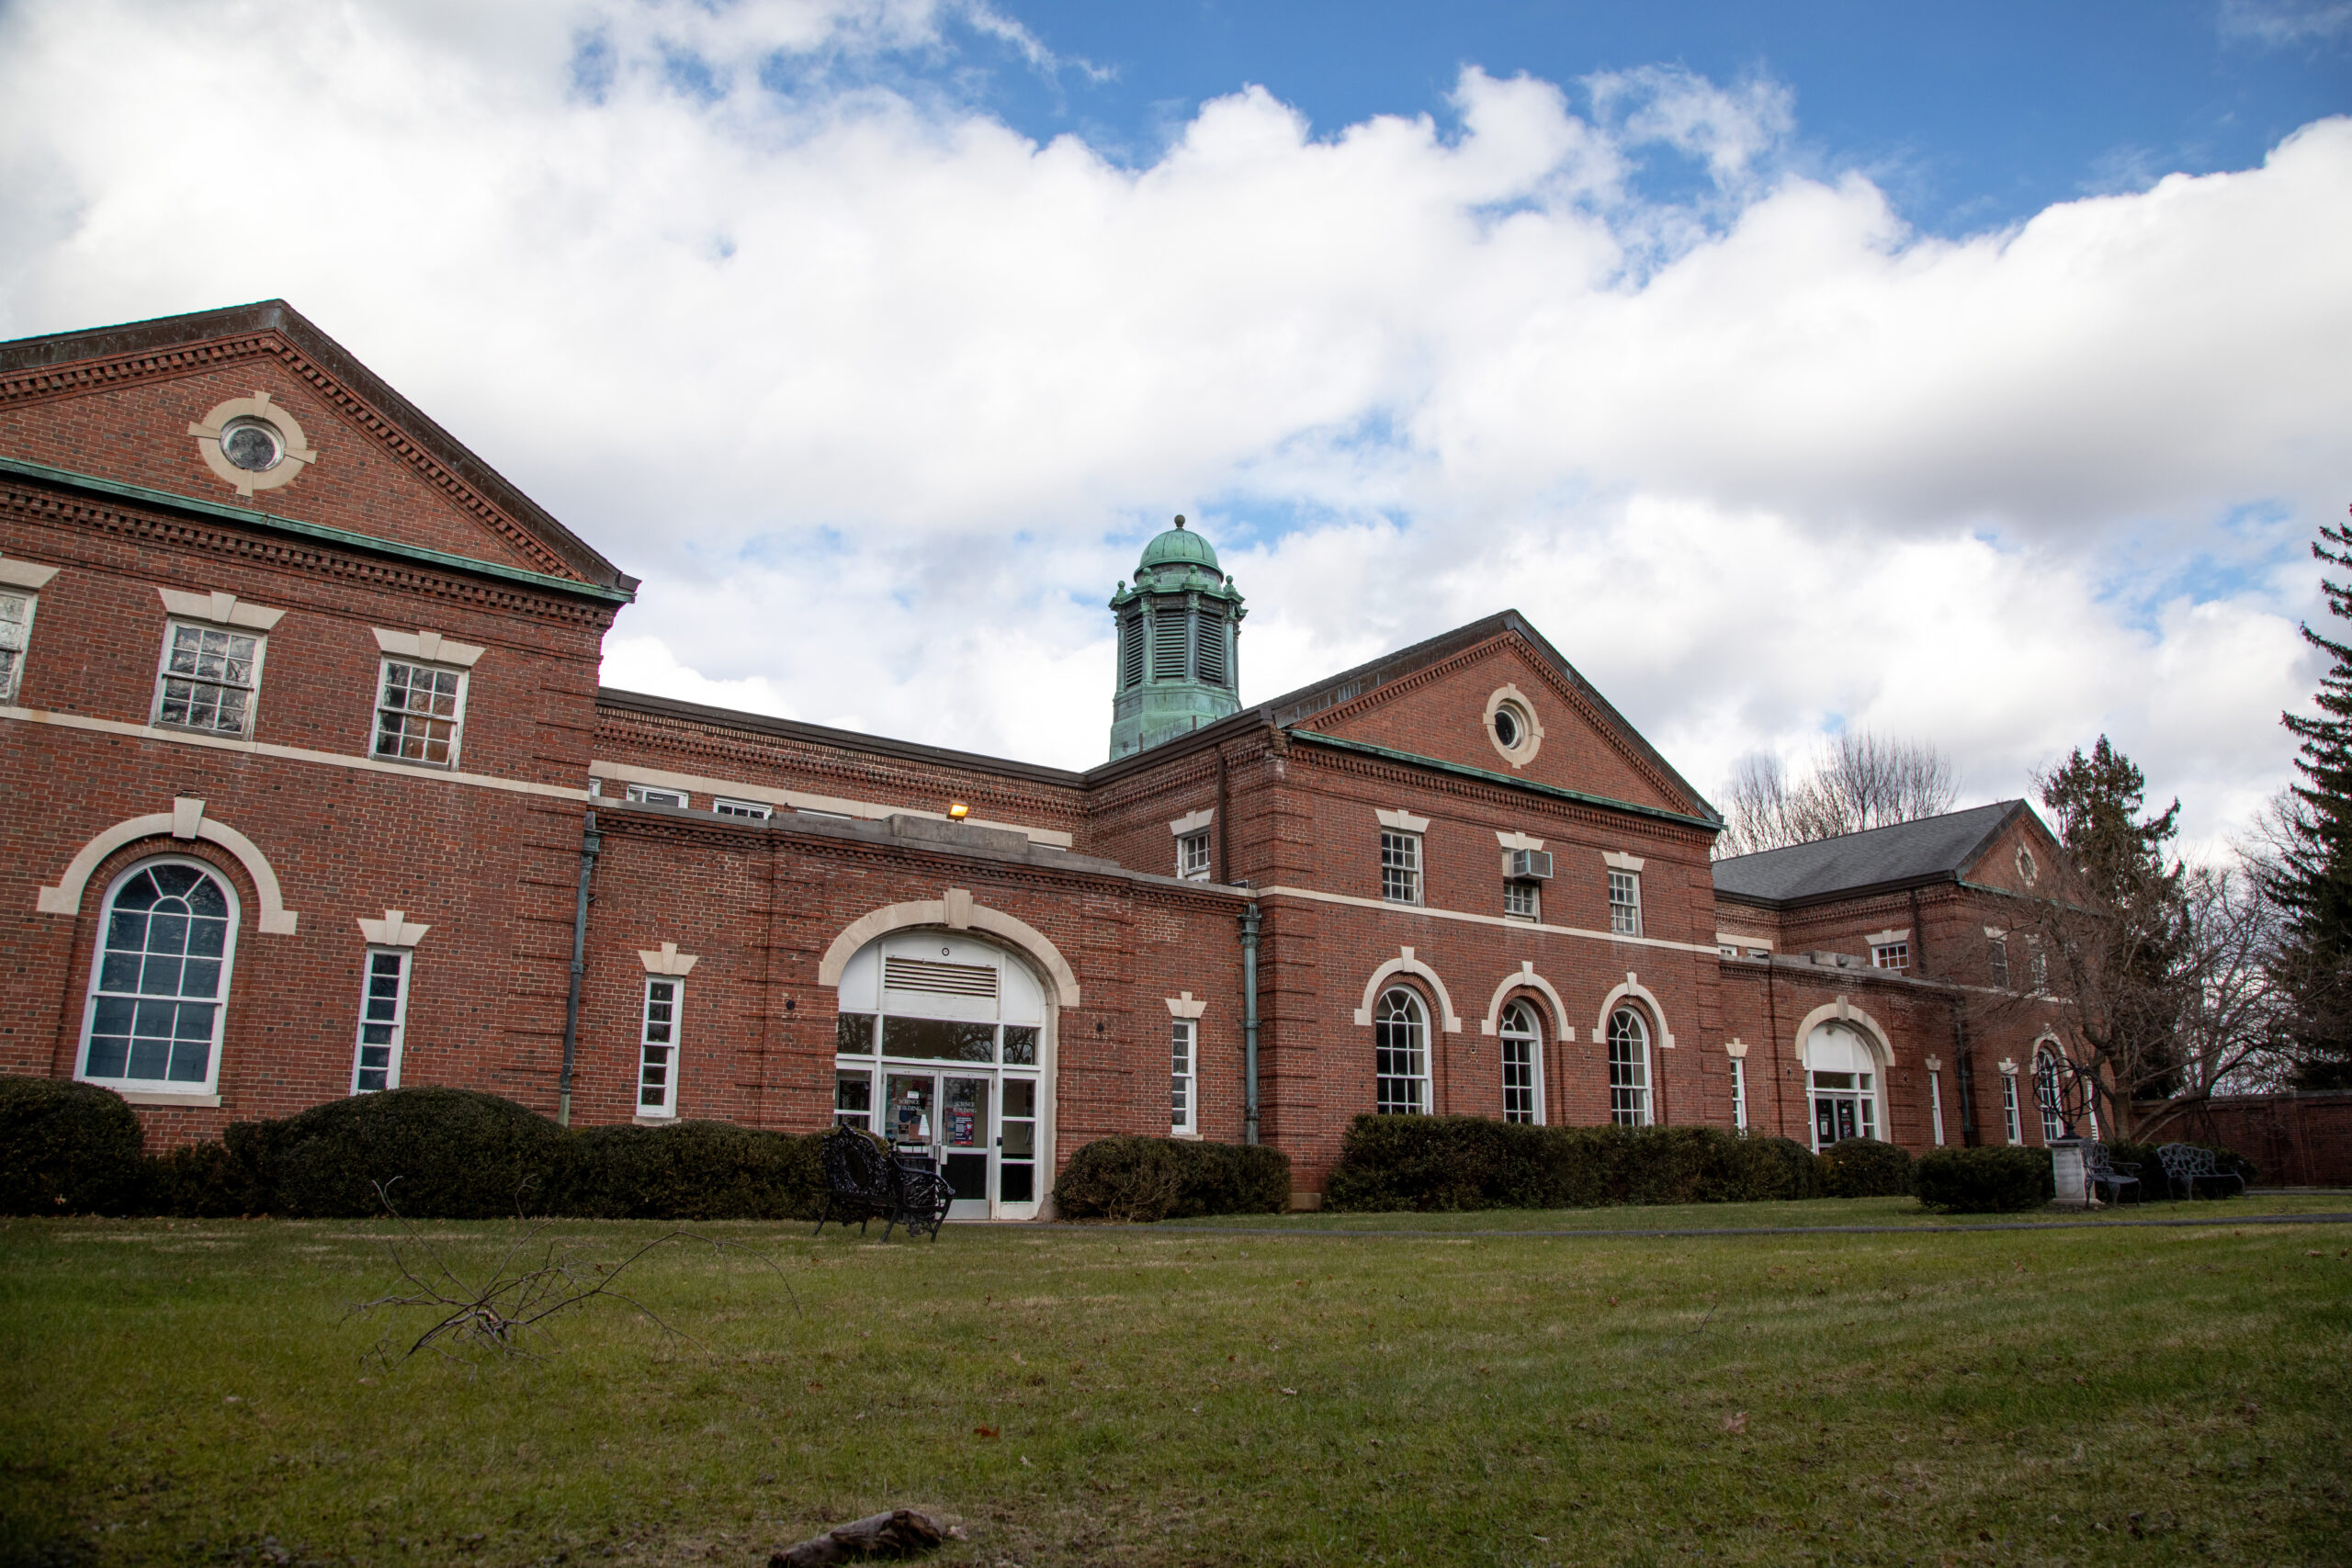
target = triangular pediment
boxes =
[0,300,633,593]
[1272,613,1716,821]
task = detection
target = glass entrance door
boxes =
[940,1075,992,1219]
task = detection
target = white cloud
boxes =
[0,0,2345,844]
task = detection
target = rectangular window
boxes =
[350,949,412,1093]
[1177,829,1211,881]
[1988,938,2011,987]
[0,590,34,704]
[834,1068,873,1131]
[639,977,681,1117]
[713,797,774,820]
[1608,870,1641,937]
[2001,1073,2022,1145]
[1608,1026,1649,1126]
[1871,942,1909,971]
[1171,1019,1197,1134]
[2029,949,2049,991]
[371,660,466,766]
[1730,1055,1748,1132]
[1380,831,1421,904]
[625,784,689,808]
[154,621,262,736]
[1506,882,1540,920]
[1747,947,1770,961]
[1500,1032,1535,1123]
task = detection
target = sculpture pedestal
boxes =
[2048,1138,2088,1208]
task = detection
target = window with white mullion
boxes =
[351,949,413,1093]
[1607,1007,1651,1126]
[1374,987,1429,1114]
[372,659,467,766]
[1608,871,1642,937]
[1730,1055,1748,1132]
[0,590,34,703]
[1177,829,1211,881]
[2001,1071,2023,1145]
[1380,831,1421,904]
[1171,1019,1197,1134]
[154,621,262,736]
[79,858,239,1094]
[639,978,683,1117]
[1498,1000,1541,1123]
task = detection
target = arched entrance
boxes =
[832,931,1050,1221]
[1804,1021,1885,1149]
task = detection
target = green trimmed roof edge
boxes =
[0,455,636,604]
[1286,728,1724,832]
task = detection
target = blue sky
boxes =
[867,0,2352,231]
[2,0,2349,851]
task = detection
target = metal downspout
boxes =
[557,809,601,1128]
[1240,901,1261,1145]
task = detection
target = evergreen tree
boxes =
[2267,513,2352,1089]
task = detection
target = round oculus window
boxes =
[1493,706,1521,749]
[219,418,284,473]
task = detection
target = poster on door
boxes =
[949,1106,977,1145]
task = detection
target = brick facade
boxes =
[4,302,2120,1215]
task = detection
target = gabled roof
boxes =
[1255,609,1721,823]
[0,299,637,596]
[1712,800,2034,907]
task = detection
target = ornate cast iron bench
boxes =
[814,1124,954,1241]
[2156,1143,2246,1201]
[2084,1142,2141,1205]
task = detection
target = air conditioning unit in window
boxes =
[1506,849,1554,880]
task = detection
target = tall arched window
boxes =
[1374,987,1429,1114]
[1498,1000,1542,1123]
[80,858,239,1095]
[1607,1007,1651,1126]
[2034,1047,2067,1144]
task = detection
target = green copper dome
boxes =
[1137,515,1220,574]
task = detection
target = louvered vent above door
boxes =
[883,957,1000,998]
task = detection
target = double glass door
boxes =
[839,1066,1038,1220]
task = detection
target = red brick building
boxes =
[0,301,2077,1213]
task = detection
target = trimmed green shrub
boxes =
[141,1136,264,1217]
[1911,1145,2056,1213]
[1052,1135,1292,1221]
[0,1076,145,1215]
[246,1087,570,1219]
[558,1121,825,1220]
[1319,1115,1826,1213]
[1820,1137,1914,1198]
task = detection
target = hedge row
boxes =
[1050,1134,1291,1221]
[1321,1114,1827,1212]
[6,1078,831,1220]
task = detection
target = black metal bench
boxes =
[814,1124,954,1241]
[2084,1141,2141,1205]
[2156,1142,2247,1201]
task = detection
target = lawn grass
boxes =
[3,1196,2347,1567]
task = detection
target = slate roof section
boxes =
[1711,800,2031,907]
[0,299,639,596]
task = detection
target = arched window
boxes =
[1498,1000,1542,1123]
[1374,987,1429,1114]
[1804,1021,1883,1150]
[2034,1048,2067,1144]
[80,858,239,1094]
[1607,1007,1651,1126]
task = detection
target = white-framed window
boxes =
[1171,1018,1197,1134]
[0,589,35,704]
[1380,831,1421,904]
[371,659,467,766]
[1498,1000,1541,1123]
[639,977,682,1116]
[1718,942,1737,959]
[1608,871,1641,937]
[625,784,689,808]
[1928,1065,1946,1145]
[153,620,263,737]
[2029,949,2049,991]
[78,857,239,1095]
[1730,1054,1748,1132]
[1374,987,1429,1114]
[714,797,774,820]
[1871,942,1909,971]
[1747,946,1770,961]
[1177,830,1211,881]
[351,949,413,1093]
[1607,1007,1651,1125]
[2001,1070,2023,1145]
[1505,881,1540,920]
[2034,1049,2066,1144]
[1988,938,2011,987]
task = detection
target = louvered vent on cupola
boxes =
[1196,621,1227,686]
[883,957,1000,998]
[1151,613,1190,680]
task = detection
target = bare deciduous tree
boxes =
[1717,732,1961,857]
